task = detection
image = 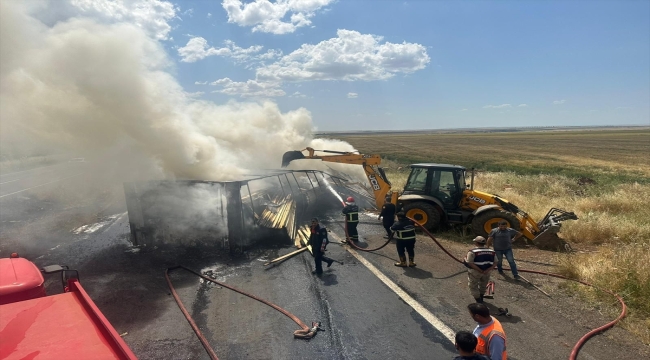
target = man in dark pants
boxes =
[378,197,396,239]
[487,220,523,280]
[308,218,334,275]
[342,196,359,242]
[390,212,417,267]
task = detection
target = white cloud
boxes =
[256,29,430,82]
[182,8,193,17]
[207,12,212,18]
[483,104,512,109]
[210,78,285,97]
[290,91,307,98]
[70,0,177,40]
[222,0,334,34]
[517,104,528,107]
[460,108,468,111]
[195,81,208,85]
[205,29,428,97]
[553,99,566,105]
[347,92,358,99]
[257,49,283,60]
[178,37,264,63]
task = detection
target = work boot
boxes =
[326,259,334,268]
[394,257,407,267]
[408,257,416,267]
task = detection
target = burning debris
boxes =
[124,170,371,253]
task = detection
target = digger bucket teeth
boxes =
[281,150,306,168]
[533,230,573,252]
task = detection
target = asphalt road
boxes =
[1,164,647,360]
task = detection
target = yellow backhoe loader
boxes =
[282,147,578,251]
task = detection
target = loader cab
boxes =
[402,164,466,211]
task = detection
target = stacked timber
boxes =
[295,225,312,251]
[258,194,296,229]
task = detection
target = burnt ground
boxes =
[1,162,648,360]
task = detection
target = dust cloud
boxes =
[0,0,362,183]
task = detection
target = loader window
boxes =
[439,171,455,196]
[433,170,457,206]
[405,168,428,192]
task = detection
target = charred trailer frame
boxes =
[123,170,357,253]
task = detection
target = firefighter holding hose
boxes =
[342,197,359,243]
[391,212,417,267]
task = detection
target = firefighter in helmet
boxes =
[342,196,359,243]
[390,212,417,267]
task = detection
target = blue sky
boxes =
[165,0,649,131]
[58,0,650,131]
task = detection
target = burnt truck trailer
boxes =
[123,170,371,251]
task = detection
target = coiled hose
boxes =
[165,265,321,360]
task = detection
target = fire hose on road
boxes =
[339,208,627,360]
[165,265,321,360]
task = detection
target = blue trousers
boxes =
[495,248,519,277]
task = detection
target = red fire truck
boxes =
[0,253,137,359]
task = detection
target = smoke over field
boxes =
[0,0,360,183]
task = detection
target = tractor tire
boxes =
[471,209,520,238]
[403,202,440,230]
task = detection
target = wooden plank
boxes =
[264,247,309,266]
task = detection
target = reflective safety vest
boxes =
[476,317,507,360]
[469,248,496,270]
[343,204,359,223]
[394,226,416,240]
[345,211,359,222]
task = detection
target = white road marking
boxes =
[103,212,127,233]
[0,173,83,198]
[73,213,127,235]
[329,232,456,342]
[0,179,21,185]
[0,163,62,177]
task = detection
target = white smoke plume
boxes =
[0,0,360,183]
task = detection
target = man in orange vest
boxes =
[468,303,507,360]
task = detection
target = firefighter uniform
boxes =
[378,201,396,237]
[308,219,334,275]
[390,214,416,267]
[342,197,359,242]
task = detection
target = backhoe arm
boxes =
[282,147,393,209]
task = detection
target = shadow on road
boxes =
[403,267,433,279]
[320,272,339,286]
[483,302,522,324]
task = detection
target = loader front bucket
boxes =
[533,230,572,252]
[281,150,306,168]
[533,208,579,252]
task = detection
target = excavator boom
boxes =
[282,147,392,208]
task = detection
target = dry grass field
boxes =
[334,128,650,343]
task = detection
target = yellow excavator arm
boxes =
[282,147,394,209]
